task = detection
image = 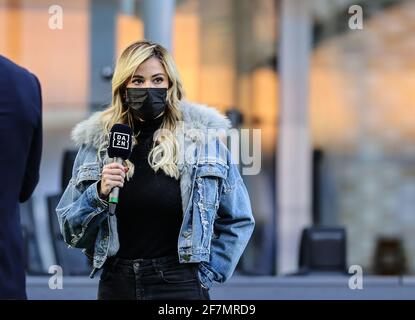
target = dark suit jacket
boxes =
[0,56,42,299]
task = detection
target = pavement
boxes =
[26,275,415,300]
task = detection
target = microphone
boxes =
[107,124,133,215]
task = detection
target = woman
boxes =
[56,40,255,300]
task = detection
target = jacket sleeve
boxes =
[55,143,108,249]
[19,74,43,202]
[199,140,255,288]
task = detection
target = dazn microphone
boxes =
[107,124,133,215]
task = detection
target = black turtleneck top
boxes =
[114,115,183,259]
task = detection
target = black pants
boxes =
[97,255,210,300]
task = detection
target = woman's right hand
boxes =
[98,162,128,199]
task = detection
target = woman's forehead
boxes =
[134,57,166,76]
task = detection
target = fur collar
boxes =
[71,100,232,149]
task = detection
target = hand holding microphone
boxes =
[100,124,133,215]
[99,163,128,198]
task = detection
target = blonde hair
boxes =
[98,40,184,180]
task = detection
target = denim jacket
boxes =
[55,101,255,290]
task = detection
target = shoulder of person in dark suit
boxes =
[0,55,43,203]
[19,71,42,202]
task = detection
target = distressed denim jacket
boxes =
[55,101,255,290]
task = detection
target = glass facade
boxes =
[0,0,90,111]
[310,0,415,274]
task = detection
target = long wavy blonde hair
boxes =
[98,40,184,180]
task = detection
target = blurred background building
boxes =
[1,0,415,298]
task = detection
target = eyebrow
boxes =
[132,73,166,79]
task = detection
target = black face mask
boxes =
[125,88,167,121]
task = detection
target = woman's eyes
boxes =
[132,77,164,85]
